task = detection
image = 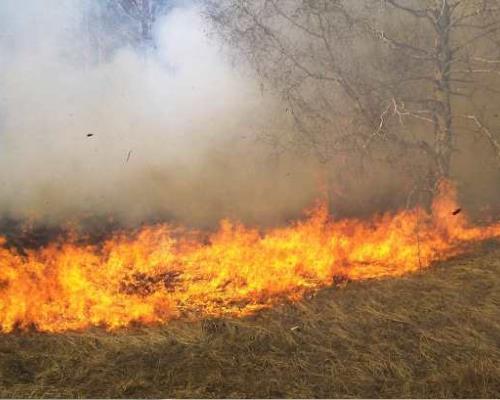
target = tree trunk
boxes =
[140,0,154,51]
[432,1,453,178]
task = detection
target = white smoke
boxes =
[0,1,318,227]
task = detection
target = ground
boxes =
[1,241,499,398]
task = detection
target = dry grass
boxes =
[1,241,499,398]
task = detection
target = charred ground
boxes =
[0,241,499,398]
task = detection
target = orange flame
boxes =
[0,181,499,333]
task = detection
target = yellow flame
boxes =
[0,180,499,332]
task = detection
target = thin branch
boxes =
[463,115,500,166]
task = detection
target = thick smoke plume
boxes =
[0,1,318,228]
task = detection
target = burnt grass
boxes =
[1,242,499,398]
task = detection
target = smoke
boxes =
[2,1,497,233]
[0,0,318,228]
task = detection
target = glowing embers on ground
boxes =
[0,181,499,333]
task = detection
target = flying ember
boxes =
[0,180,499,333]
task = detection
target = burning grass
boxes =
[1,179,499,397]
[0,241,499,398]
[1,180,499,333]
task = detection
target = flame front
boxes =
[1,181,499,333]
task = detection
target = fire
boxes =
[0,181,499,333]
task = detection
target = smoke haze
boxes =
[1,1,498,233]
[0,1,318,227]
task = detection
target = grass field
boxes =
[1,241,499,398]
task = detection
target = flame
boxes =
[0,180,499,333]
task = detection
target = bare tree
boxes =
[208,1,381,162]
[83,0,173,62]
[376,0,500,177]
[207,0,500,188]
[114,0,172,49]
